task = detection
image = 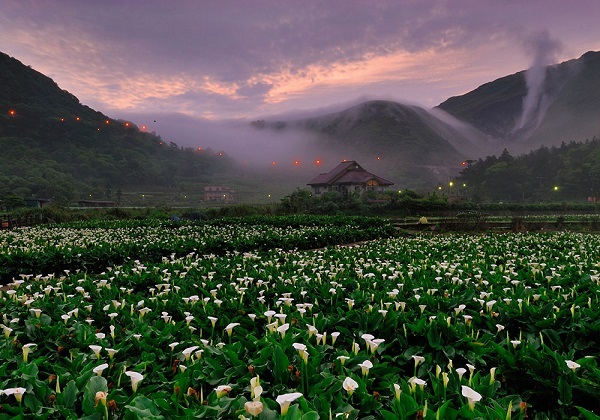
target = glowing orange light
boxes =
[376,156,381,160]
[219,151,223,156]
[272,161,277,166]
[76,117,80,121]
[105,120,110,124]
[141,125,147,130]
[342,159,347,162]
[159,141,163,145]
[125,122,130,127]
[197,147,203,151]
[60,118,65,122]
[8,109,15,116]
[315,159,321,165]
[294,160,300,166]
[461,161,467,166]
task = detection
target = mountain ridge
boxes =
[437,50,600,152]
[2,48,600,201]
[251,49,600,185]
[0,51,234,204]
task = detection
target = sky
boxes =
[1,0,599,149]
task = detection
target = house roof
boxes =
[307,160,393,186]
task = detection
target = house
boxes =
[204,186,235,203]
[307,161,393,196]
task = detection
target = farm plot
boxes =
[1,224,599,419]
[0,216,395,284]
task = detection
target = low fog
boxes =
[118,111,352,182]
[114,29,576,179]
[117,98,494,187]
[515,30,563,132]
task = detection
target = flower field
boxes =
[1,217,599,419]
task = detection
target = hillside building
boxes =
[307,161,393,196]
[204,186,235,203]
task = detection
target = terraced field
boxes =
[0,217,598,419]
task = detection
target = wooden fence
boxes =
[0,214,45,230]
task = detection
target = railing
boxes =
[392,217,600,232]
[0,214,45,230]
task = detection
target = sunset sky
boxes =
[1,0,599,129]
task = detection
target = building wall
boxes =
[312,182,393,195]
[204,186,235,202]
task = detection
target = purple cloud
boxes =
[0,0,598,123]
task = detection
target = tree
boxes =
[1,193,26,209]
[280,188,314,213]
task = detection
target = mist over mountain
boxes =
[250,100,494,188]
[0,52,235,204]
[2,48,600,204]
[250,50,600,187]
[438,50,600,154]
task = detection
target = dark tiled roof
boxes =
[307,161,358,185]
[307,161,393,186]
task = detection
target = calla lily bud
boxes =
[95,391,108,407]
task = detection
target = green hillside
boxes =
[253,100,473,189]
[436,72,526,138]
[525,51,600,148]
[0,52,234,204]
[438,51,600,150]
[456,139,600,202]
[5,46,600,205]
[300,101,463,162]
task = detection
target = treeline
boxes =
[3,190,600,229]
[278,188,450,215]
[0,52,233,204]
[456,139,600,202]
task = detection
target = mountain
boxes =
[4,47,600,202]
[251,100,490,189]
[438,50,600,153]
[251,50,600,189]
[0,52,234,204]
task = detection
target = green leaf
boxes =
[257,401,279,420]
[79,414,102,420]
[153,398,172,411]
[60,380,78,408]
[540,328,562,348]
[308,374,337,398]
[23,392,43,415]
[399,392,419,414]
[576,406,600,420]
[272,344,290,384]
[82,376,108,415]
[434,400,453,420]
[557,375,572,405]
[427,322,442,349]
[124,395,165,420]
[285,404,301,419]
[381,409,400,420]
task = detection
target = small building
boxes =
[25,198,51,208]
[204,186,235,203]
[307,160,393,196]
